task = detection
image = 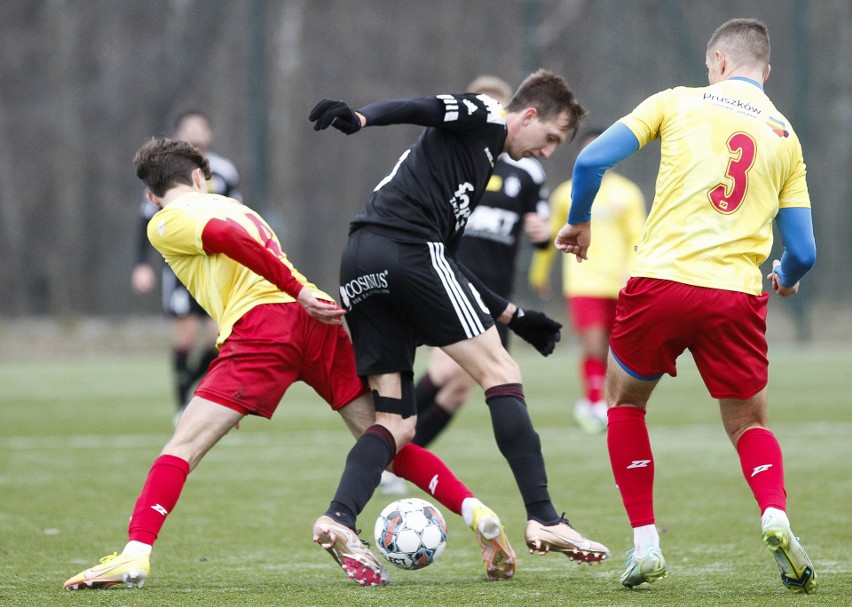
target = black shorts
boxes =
[161,267,207,318]
[339,228,494,376]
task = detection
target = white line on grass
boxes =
[3,420,852,451]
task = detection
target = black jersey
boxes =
[350,94,508,247]
[457,156,548,297]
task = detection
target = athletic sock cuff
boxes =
[607,405,646,424]
[484,383,524,402]
[363,424,397,467]
[736,426,774,447]
[154,454,190,475]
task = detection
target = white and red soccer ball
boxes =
[374,498,447,570]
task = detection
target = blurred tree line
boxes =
[0,0,849,335]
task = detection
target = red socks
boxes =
[582,356,607,402]
[607,406,655,527]
[392,444,474,515]
[128,454,190,545]
[609,407,787,526]
[736,427,786,512]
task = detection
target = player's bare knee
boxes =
[395,422,416,448]
[485,354,521,386]
[374,412,416,448]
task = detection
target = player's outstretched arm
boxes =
[310,96,462,134]
[203,217,346,325]
[560,123,640,263]
[201,218,305,299]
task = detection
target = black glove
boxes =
[507,308,562,356]
[308,99,361,134]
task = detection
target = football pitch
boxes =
[1,340,850,606]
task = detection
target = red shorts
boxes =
[609,278,769,400]
[195,303,368,418]
[566,296,618,332]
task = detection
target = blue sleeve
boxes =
[774,207,816,287]
[567,122,640,224]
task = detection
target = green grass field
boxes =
[1,339,850,606]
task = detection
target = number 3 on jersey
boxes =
[707,132,756,214]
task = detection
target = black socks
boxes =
[485,383,558,522]
[327,425,396,530]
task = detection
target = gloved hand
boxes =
[507,308,562,356]
[308,99,362,134]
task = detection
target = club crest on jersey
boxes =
[766,117,789,138]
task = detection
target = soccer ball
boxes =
[374,497,447,570]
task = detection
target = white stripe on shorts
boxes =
[427,242,485,339]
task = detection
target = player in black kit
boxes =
[415,75,553,447]
[310,70,610,575]
[378,75,553,496]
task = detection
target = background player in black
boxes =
[310,69,610,566]
[379,75,553,496]
[131,110,241,420]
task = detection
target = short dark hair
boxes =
[707,18,770,67]
[506,69,587,139]
[133,137,211,197]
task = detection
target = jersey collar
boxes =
[728,76,763,90]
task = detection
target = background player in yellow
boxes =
[529,129,645,433]
[555,18,817,592]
